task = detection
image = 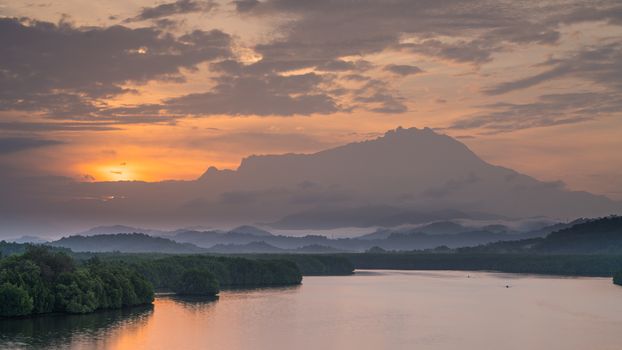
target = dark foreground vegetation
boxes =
[0,246,307,318]
[615,271,622,286]
[244,254,355,276]
[127,255,302,292]
[0,247,153,317]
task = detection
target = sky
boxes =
[1,0,621,201]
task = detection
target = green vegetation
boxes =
[0,246,154,317]
[614,271,622,286]
[174,269,220,295]
[0,247,308,317]
[128,255,302,291]
[247,254,354,275]
[49,233,206,254]
[458,216,622,254]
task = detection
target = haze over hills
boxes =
[42,220,584,254]
[1,127,619,235]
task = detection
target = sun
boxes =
[89,164,137,182]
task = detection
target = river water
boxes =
[1,270,621,350]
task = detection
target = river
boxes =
[1,270,621,349]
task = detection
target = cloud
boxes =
[239,0,585,69]
[485,42,622,95]
[0,17,232,120]
[234,0,261,12]
[164,73,339,116]
[0,137,63,154]
[449,92,622,133]
[0,121,121,132]
[127,0,218,22]
[183,131,336,152]
[383,64,423,76]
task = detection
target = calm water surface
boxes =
[1,270,622,350]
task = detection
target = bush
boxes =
[0,247,154,317]
[615,271,622,286]
[0,283,33,317]
[174,269,219,296]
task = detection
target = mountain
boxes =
[358,221,477,240]
[206,241,286,254]
[461,216,622,254]
[10,235,48,244]
[228,225,273,237]
[48,233,206,254]
[2,127,619,234]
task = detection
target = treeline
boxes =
[0,247,153,317]
[245,254,355,276]
[342,253,622,277]
[457,216,622,255]
[105,255,303,292]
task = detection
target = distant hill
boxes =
[294,244,344,253]
[357,221,488,240]
[49,233,206,254]
[206,241,286,254]
[228,225,273,237]
[73,225,165,236]
[461,217,622,254]
[11,235,48,244]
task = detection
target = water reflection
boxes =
[0,305,153,349]
[1,272,621,350]
[164,295,219,312]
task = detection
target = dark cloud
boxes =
[240,0,597,69]
[3,0,622,122]
[233,0,260,12]
[399,39,496,64]
[352,79,407,114]
[0,121,121,132]
[0,137,63,154]
[164,73,339,116]
[485,42,622,95]
[449,92,622,133]
[383,64,423,76]
[316,59,372,72]
[127,0,217,22]
[0,17,232,120]
[355,92,407,114]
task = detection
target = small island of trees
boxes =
[0,246,153,317]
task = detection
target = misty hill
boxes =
[10,235,48,244]
[171,224,553,252]
[173,225,275,247]
[206,241,287,254]
[357,221,495,240]
[206,242,345,254]
[49,233,206,254]
[228,225,273,237]
[461,217,622,254]
[73,225,165,236]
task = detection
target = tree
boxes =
[174,269,219,296]
[0,283,33,317]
